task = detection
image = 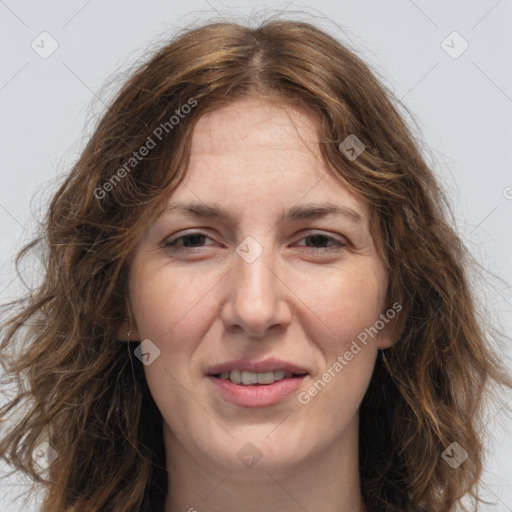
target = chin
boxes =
[206,430,311,478]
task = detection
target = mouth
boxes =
[209,369,307,386]
[205,358,309,407]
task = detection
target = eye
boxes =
[295,232,347,252]
[164,231,216,252]
[163,230,347,254]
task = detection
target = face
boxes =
[122,99,397,479]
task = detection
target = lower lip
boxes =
[207,375,307,407]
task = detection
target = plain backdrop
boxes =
[0,0,511,510]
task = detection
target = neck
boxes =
[163,419,364,512]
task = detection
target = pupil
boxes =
[184,234,204,247]
[307,235,326,247]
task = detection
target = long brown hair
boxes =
[1,17,510,512]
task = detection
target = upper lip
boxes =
[205,357,309,375]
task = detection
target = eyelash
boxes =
[164,231,347,253]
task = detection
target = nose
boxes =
[220,240,292,339]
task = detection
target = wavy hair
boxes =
[1,16,510,512]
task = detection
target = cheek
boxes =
[128,263,225,412]
[129,262,219,344]
[129,267,220,417]
[298,265,385,416]
[301,263,386,350]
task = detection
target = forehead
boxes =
[189,98,317,155]
[177,99,370,221]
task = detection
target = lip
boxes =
[205,357,309,375]
[207,374,307,407]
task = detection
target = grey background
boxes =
[0,0,511,510]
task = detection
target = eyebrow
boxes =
[164,200,363,225]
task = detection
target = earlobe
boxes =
[377,332,397,350]
[376,322,399,349]
[376,303,404,350]
[117,318,140,341]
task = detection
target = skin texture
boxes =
[119,99,398,512]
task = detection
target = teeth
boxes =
[241,371,258,385]
[273,370,286,381]
[256,371,274,384]
[218,370,296,385]
[229,370,242,384]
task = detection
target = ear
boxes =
[117,318,140,341]
[376,302,404,350]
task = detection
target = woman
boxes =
[1,17,510,512]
